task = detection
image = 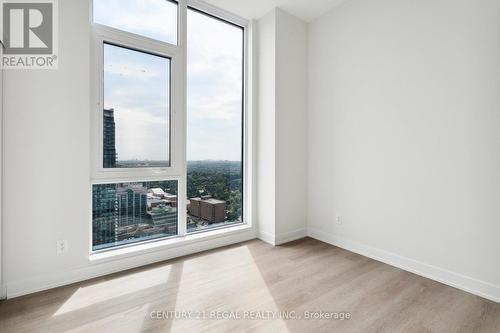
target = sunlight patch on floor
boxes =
[53,265,175,316]
[65,304,150,333]
[168,245,290,332]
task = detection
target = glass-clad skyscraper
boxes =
[103,108,117,168]
[92,181,178,251]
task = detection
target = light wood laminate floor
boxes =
[1,238,499,333]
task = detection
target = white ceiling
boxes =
[202,0,348,22]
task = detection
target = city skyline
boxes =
[92,180,178,250]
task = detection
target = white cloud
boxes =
[98,2,244,161]
[94,0,177,44]
[187,93,241,121]
[114,107,169,161]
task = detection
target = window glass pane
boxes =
[186,9,244,233]
[92,180,178,251]
[103,43,170,168]
[93,0,178,45]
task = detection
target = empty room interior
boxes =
[1,0,500,332]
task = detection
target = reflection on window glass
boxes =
[92,180,178,251]
[103,43,170,168]
[93,0,178,45]
[186,8,244,233]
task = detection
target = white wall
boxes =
[257,8,308,245]
[308,0,500,302]
[4,0,91,294]
[2,0,256,298]
[256,9,277,243]
[275,9,308,240]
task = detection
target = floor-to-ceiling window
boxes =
[186,7,244,233]
[90,0,247,252]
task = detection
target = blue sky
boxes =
[97,0,243,162]
[104,44,170,162]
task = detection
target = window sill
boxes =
[89,224,254,263]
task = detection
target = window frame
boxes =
[90,8,184,179]
[89,0,251,255]
[185,4,247,234]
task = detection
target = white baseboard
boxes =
[257,228,307,246]
[9,226,498,304]
[275,228,307,245]
[307,227,500,304]
[1,283,6,300]
[7,229,256,299]
[257,230,276,246]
